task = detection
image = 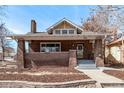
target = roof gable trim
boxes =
[47,18,83,32]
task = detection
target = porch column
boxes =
[29,40,34,52]
[120,46,124,64]
[94,39,104,67]
[17,39,25,69]
[69,50,77,68]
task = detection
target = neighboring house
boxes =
[0,47,16,61]
[106,37,124,64]
[4,47,15,57]
[9,18,110,69]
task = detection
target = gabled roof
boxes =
[47,18,83,33]
[107,37,123,46]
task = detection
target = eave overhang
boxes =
[8,33,110,41]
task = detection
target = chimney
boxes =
[31,20,36,33]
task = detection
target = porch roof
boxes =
[8,32,111,40]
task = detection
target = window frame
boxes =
[40,42,61,52]
[55,30,61,34]
[54,29,76,35]
[69,30,74,34]
[62,29,68,34]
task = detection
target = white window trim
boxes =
[40,42,61,52]
[53,29,76,35]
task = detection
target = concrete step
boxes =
[77,67,97,69]
[77,65,97,69]
[78,64,96,66]
[78,60,95,64]
[77,60,96,69]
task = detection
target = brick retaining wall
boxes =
[25,52,69,68]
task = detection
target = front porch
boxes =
[17,39,104,69]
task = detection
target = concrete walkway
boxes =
[77,69,124,87]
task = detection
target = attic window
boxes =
[69,30,74,34]
[55,30,60,34]
[62,30,67,34]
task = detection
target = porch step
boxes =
[77,60,96,69]
[77,65,97,69]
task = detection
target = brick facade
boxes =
[25,50,79,68]
[94,39,104,67]
[69,50,77,68]
[29,40,93,60]
[17,40,25,69]
[16,39,104,69]
[25,52,69,68]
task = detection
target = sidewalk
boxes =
[77,69,124,83]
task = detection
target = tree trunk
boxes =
[1,46,4,61]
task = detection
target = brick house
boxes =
[9,18,110,69]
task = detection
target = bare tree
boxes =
[82,5,119,35]
[0,6,10,61]
[0,24,10,60]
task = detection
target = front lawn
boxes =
[0,67,90,83]
[103,70,124,80]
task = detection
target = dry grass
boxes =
[0,67,90,83]
[103,70,124,80]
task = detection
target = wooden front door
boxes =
[77,44,84,59]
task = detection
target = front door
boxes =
[77,44,84,59]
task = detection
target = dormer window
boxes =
[62,30,67,34]
[55,30,60,34]
[54,29,76,35]
[69,30,74,34]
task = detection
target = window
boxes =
[40,42,61,52]
[69,30,74,34]
[62,30,67,34]
[55,30,60,34]
[54,29,75,34]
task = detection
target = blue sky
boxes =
[4,5,96,34]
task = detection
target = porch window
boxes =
[40,42,61,52]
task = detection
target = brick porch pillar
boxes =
[17,39,25,69]
[69,50,77,68]
[94,39,104,67]
[29,40,35,53]
[28,40,36,68]
[120,46,124,64]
